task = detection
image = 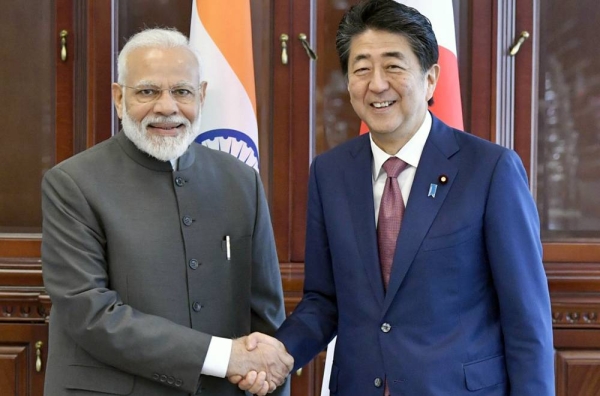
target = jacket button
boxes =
[160,375,167,382]
[192,302,203,312]
[152,373,159,380]
[175,177,185,187]
[175,379,183,387]
[182,216,193,226]
[189,259,199,269]
[374,377,383,387]
[167,376,175,384]
[381,323,391,333]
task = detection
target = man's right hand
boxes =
[226,334,293,395]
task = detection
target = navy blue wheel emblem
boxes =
[196,129,259,170]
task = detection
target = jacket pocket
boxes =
[463,354,507,391]
[66,365,135,395]
[220,235,252,264]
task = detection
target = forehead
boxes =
[125,46,199,85]
[349,29,416,63]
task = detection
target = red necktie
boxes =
[377,156,407,396]
[377,157,407,289]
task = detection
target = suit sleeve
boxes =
[484,150,555,395]
[248,169,290,395]
[41,167,210,394]
[276,156,338,370]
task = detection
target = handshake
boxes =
[226,332,294,395]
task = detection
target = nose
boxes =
[368,68,389,93]
[152,89,179,116]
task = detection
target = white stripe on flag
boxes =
[189,0,260,170]
[399,0,457,55]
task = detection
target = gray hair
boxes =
[117,28,203,84]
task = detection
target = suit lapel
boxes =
[383,118,460,313]
[344,135,385,305]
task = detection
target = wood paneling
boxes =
[0,345,28,396]
[546,263,600,293]
[513,0,535,173]
[556,350,600,396]
[513,1,600,394]
[0,240,40,259]
[0,323,48,396]
[86,0,113,147]
[555,330,600,349]
[545,244,600,263]
[251,0,274,196]
[290,360,317,396]
[115,0,192,48]
[272,0,292,263]
[0,0,59,234]
[0,260,47,325]
[56,0,75,163]
[469,0,495,141]
[288,0,311,262]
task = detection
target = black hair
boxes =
[336,0,439,78]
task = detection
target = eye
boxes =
[353,67,370,76]
[136,88,159,97]
[171,88,194,98]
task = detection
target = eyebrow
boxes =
[351,51,406,65]
[132,80,195,87]
[134,80,158,87]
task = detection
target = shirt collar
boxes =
[116,131,195,172]
[370,111,432,180]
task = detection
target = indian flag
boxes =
[190,0,260,170]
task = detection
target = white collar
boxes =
[370,111,432,180]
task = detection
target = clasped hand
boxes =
[226,332,293,395]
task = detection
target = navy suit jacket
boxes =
[276,115,554,395]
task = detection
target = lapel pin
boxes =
[428,183,438,198]
[438,175,448,184]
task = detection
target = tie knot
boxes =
[382,157,406,178]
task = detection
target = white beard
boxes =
[121,104,202,162]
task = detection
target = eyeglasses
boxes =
[120,84,198,104]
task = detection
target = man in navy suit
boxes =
[234,0,555,394]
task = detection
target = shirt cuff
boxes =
[200,336,232,378]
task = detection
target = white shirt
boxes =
[371,112,432,223]
[202,337,232,377]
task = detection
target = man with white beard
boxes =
[41,28,292,396]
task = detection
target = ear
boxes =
[112,83,124,119]
[425,64,440,102]
[197,81,208,108]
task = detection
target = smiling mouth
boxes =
[371,101,396,109]
[149,123,183,130]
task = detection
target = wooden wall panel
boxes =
[0,324,49,396]
[86,1,113,147]
[469,0,495,141]
[0,345,28,396]
[272,0,293,263]
[556,350,600,396]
